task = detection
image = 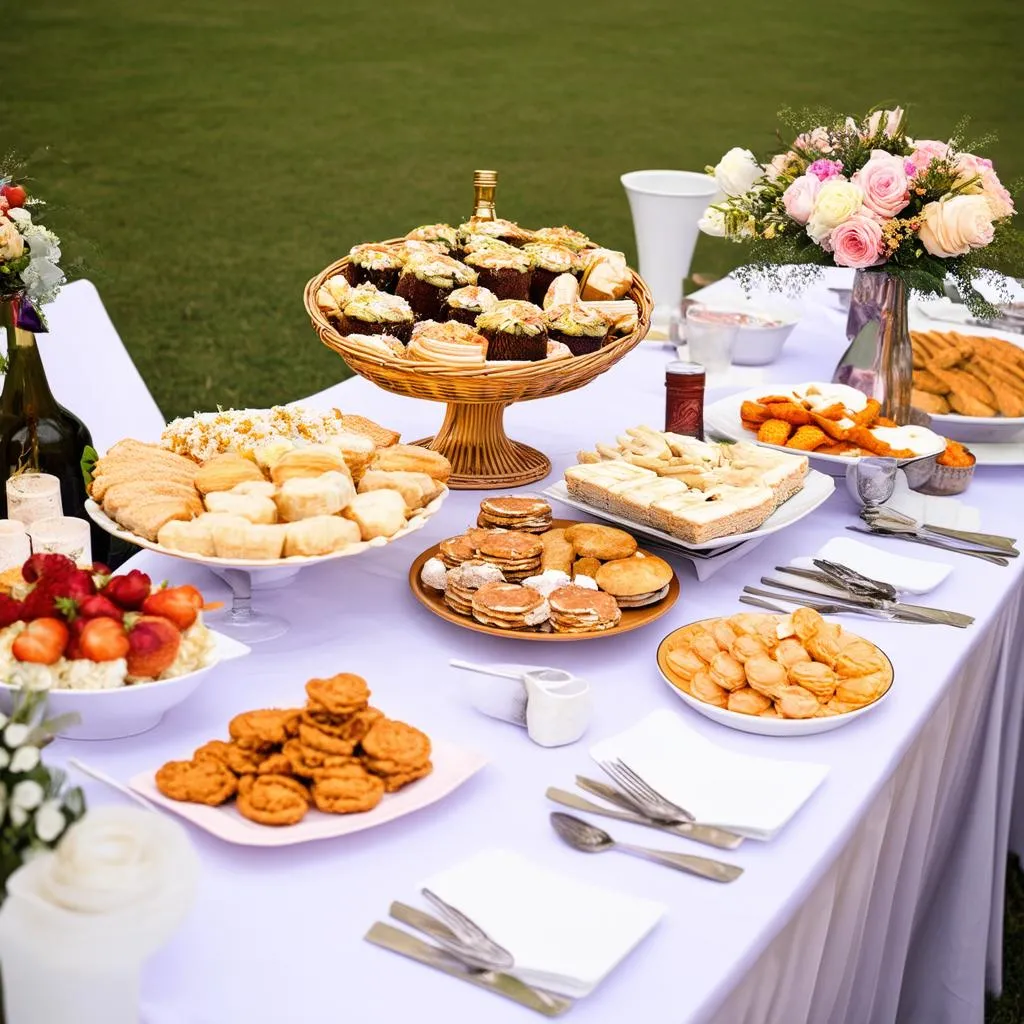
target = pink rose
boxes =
[864,107,904,138]
[782,173,822,225]
[907,139,950,175]
[830,215,884,269]
[852,150,910,218]
[919,195,995,258]
[794,127,832,155]
[955,154,1015,219]
[765,151,799,182]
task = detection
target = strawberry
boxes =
[91,562,111,577]
[12,618,69,664]
[0,594,23,628]
[20,582,60,621]
[125,615,181,678]
[53,569,96,603]
[65,618,88,660]
[22,553,77,583]
[79,618,130,662]
[142,585,204,631]
[102,570,152,611]
[1,184,27,208]
[75,594,123,622]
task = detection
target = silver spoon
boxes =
[549,813,743,883]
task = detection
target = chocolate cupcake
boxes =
[522,242,578,305]
[391,239,445,262]
[344,243,405,291]
[476,300,548,361]
[338,285,415,343]
[533,226,593,253]
[543,302,611,356]
[457,218,535,250]
[395,252,477,320]
[405,223,459,252]
[464,245,533,301]
[444,285,498,326]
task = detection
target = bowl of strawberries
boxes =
[0,554,249,740]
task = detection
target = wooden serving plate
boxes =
[408,519,680,641]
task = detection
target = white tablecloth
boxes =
[40,275,1024,1024]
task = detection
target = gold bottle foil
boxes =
[471,169,498,222]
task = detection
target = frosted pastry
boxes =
[521,569,572,598]
[195,453,264,496]
[325,431,376,481]
[419,556,449,591]
[342,489,407,540]
[282,516,361,557]
[204,492,278,524]
[357,469,437,510]
[274,471,356,522]
[270,446,350,485]
[579,249,631,301]
[572,574,598,590]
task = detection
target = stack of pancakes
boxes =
[548,586,622,633]
[474,530,543,582]
[443,560,505,615]
[477,495,552,533]
[472,581,550,631]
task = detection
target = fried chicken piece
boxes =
[913,369,951,395]
[816,441,860,456]
[786,425,827,451]
[989,381,1024,418]
[764,403,813,426]
[740,401,769,425]
[948,392,997,417]
[927,364,996,407]
[757,419,793,445]
[911,388,950,415]
[845,426,896,456]
[874,417,898,427]
[756,395,796,406]
[816,403,846,421]
[853,398,882,426]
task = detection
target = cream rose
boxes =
[713,147,762,197]
[864,107,904,138]
[853,151,910,219]
[782,174,822,225]
[807,179,864,244]
[955,154,1015,220]
[830,215,884,269]
[919,195,996,257]
[698,206,727,237]
[0,217,24,261]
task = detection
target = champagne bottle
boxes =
[0,302,110,563]
[470,169,498,223]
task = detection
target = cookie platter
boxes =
[410,504,680,641]
[303,170,653,489]
[657,612,894,736]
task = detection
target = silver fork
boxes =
[421,889,514,972]
[598,758,695,824]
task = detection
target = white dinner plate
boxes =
[967,442,1024,466]
[925,413,1024,445]
[86,487,448,570]
[131,738,487,846]
[704,387,945,473]
[544,469,835,554]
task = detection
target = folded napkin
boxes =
[792,536,952,595]
[888,472,981,531]
[590,710,829,840]
[689,538,765,581]
[423,848,665,998]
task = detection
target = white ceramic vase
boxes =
[621,170,718,327]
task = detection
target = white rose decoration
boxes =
[0,217,24,261]
[713,147,763,197]
[10,779,45,827]
[698,206,727,237]
[807,179,865,244]
[34,800,66,844]
[6,207,30,228]
[4,723,31,749]
[919,195,996,257]
[9,746,40,773]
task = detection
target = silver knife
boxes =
[547,785,743,851]
[845,525,1011,566]
[742,585,949,625]
[919,523,1018,554]
[365,922,572,1017]
[763,574,974,627]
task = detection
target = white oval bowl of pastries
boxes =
[656,611,893,736]
[0,630,250,741]
[85,425,452,569]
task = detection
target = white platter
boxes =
[656,623,892,737]
[544,469,835,554]
[968,442,1024,466]
[0,630,250,740]
[85,487,448,570]
[704,387,945,473]
[925,413,1024,445]
[130,739,487,847]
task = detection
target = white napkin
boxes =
[590,710,829,840]
[888,471,981,531]
[792,536,953,595]
[689,538,765,581]
[423,849,665,998]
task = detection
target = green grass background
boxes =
[8,0,1023,419]
[7,2,1024,1018]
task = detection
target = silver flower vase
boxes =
[832,270,913,422]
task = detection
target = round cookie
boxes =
[361,719,432,774]
[595,553,673,607]
[371,760,434,793]
[155,760,238,806]
[311,764,385,814]
[237,774,310,826]
[229,708,294,750]
[305,673,371,716]
[564,523,637,560]
[193,739,233,766]
[224,743,268,775]
[298,722,358,756]
[438,533,476,569]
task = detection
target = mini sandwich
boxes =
[594,553,674,609]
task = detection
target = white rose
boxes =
[807,179,864,244]
[6,207,31,228]
[23,224,60,262]
[34,800,66,844]
[713,147,763,197]
[698,206,727,237]
[919,195,996,257]
[9,746,40,773]
[10,779,45,826]
[0,217,24,261]
[4,723,31,749]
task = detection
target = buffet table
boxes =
[44,275,1024,1024]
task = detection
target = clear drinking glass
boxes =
[684,306,738,377]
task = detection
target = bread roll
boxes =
[204,492,278,524]
[283,516,361,557]
[357,469,436,509]
[274,471,356,522]
[342,490,407,540]
[371,443,451,482]
[270,446,350,485]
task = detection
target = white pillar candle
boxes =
[27,515,92,567]
[6,472,63,527]
[0,519,31,572]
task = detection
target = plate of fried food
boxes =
[133,672,487,846]
[705,382,947,472]
[411,497,679,639]
[911,329,1024,443]
[84,405,452,568]
[657,608,893,736]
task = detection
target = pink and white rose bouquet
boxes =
[700,106,1022,314]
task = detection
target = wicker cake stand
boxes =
[305,244,652,489]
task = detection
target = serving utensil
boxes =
[847,525,1011,566]
[365,922,571,1017]
[598,758,694,823]
[549,813,743,883]
[67,758,158,812]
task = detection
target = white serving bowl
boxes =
[694,296,800,365]
[0,630,249,740]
